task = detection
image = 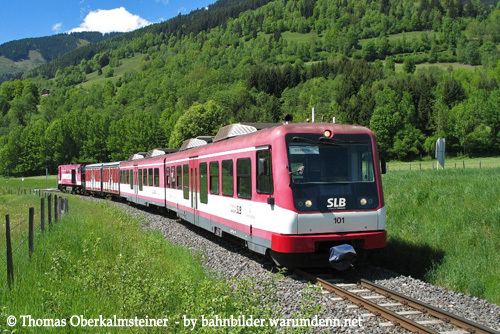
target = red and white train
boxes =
[58,123,386,268]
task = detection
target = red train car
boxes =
[59,123,386,268]
[57,164,84,193]
[117,123,386,268]
[83,162,120,195]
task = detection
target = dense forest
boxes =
[0,0,498,176]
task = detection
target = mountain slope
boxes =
[0,0,498,177]
[0,32,120,81]
[27,0,271,79]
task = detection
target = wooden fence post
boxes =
[28,207,34,257]
[54,195,58,222]
[48,194,52,226]
[5,215,14,287]
[41,197,45,233]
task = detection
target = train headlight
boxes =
[360,198,367,206]
[305,200,313,208]
[323,130,333,138]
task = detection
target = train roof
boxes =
[85,161,121,168]
[120,123,374,166]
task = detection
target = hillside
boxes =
[0,32,120,82]
[0,0,498,176]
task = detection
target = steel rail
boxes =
[295,269,499,334]
[359,279,498,334]
[295,269,437,334]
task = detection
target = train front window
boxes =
[286,133,378,211]
[288,138,374,184]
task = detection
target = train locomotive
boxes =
[57,123,386,269]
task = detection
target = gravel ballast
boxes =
[104,199,499,333]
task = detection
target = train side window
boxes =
[200,162,208,204]
[209,162,219,194]
[171,167,176,189]
[154,168,159,187]
[139,169,143,191]
[176,166,182,189]
[237,158,251,199]
[147,168,153,186]
[141,169,146,187]
[165,167,170,188]
[183,164,189,199]
[129,170,133,189]
[222,159,234,197]
[257,149,273,194]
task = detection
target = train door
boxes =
[71,170,76,184]
[189,159,199,226]
[134,165,139,202]
[99,167,103,193]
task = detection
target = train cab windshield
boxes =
[286,133,379,212]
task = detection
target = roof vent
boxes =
[213,123,258,142]
[196,136,213,143]
[179,138,208,151]
[149,148,166,157]
[130,152,146,160]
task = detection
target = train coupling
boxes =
[329,244,357,271]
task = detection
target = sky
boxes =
[0,0,217,45]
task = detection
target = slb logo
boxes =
[327,197,346,209]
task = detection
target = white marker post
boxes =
[435,138,446,169]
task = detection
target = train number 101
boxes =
[333,217,345,224]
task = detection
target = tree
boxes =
[369,87,403,158]
[403,58,416,73]
[169,100,225,148]
[391,126,425,160]
[437,77,465,108]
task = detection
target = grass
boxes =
[360,30,437,47]
[281,31,318,43]
[375,168,500,304]
[387,156,500,171]
[80,54,144,88]
[0,179,284,333]
[0,51,46,78]
[259,31,318,44]
[0,200,278,332]
[394,62,480,73]
[0,175,57,249]
[0,175,56,192]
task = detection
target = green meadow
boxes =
[0,191,278,333]
[377,168,500,303]
[0,166,498,330]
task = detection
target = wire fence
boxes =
[387,159,500,172]
[0,191,69,290]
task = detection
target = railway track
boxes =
[295,269,498,334]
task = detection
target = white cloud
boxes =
[52,22,63,33]
[69,7,150,33]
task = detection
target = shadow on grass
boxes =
[370,238,445,280]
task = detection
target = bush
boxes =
[104,67,114,78]
[403,58,416,73]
